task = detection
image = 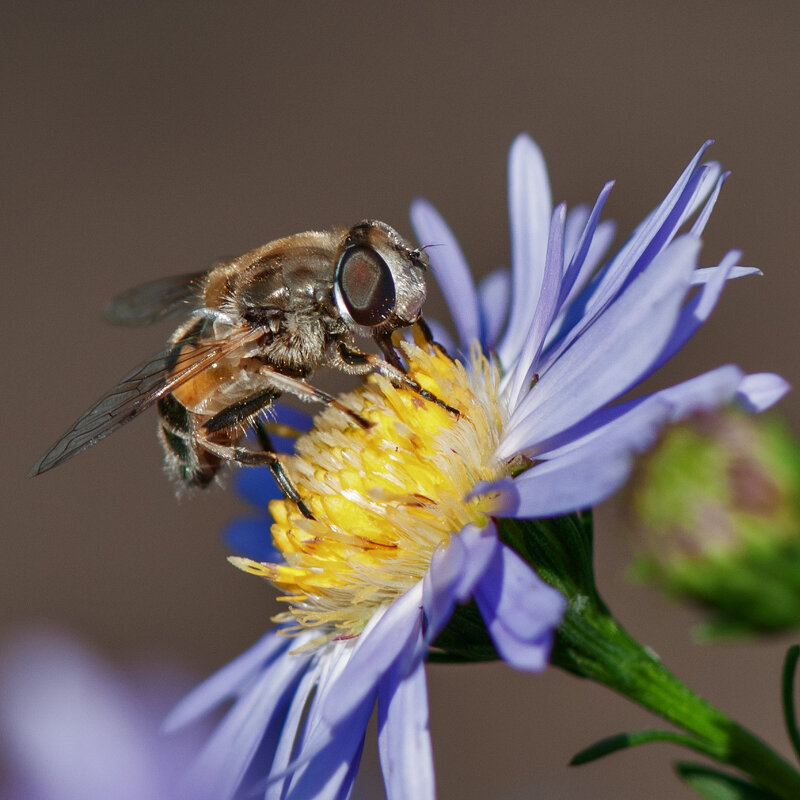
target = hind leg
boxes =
[201,433,314,520]
[200,391,314,519]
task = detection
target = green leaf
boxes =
[675,762,781,799]
[781,645,800,763]
[570,729,720,765]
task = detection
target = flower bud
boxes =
[625,410,800,638]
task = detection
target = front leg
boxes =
[374,318,452,370]
[337,342,460,417]
[373,330,405,371]
[413,318,452,358]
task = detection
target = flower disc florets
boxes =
[231,337,508,643]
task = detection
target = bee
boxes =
[30,220,455,517]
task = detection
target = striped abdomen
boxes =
[156,319,245,488]
[156,393,227,488]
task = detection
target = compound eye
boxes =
[335,246,396,326]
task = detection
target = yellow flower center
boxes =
[230,334,509,647]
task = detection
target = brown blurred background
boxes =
[3,2,800,797]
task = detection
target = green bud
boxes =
[625,410,800,638]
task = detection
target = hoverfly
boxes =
[30,220,455,517]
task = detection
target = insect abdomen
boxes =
[157,394,221,488]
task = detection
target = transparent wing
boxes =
[103,271,209,327]
[30,326,261,476]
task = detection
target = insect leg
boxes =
[200,435,314,520]
[374,319,452,372]
[203,389,279,433]
[203,393,305,440]
[254,367,372,429]
[337,342,460,417]
[252,420,314,519]
[200,390,314,518]
[374,330,405,370]
[412,318,452,358]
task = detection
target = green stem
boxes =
[781,645,800,762]
[554,592,800,799]
[497,514,800,800]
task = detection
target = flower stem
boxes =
[554,592,800,798]
[498,514,800,799]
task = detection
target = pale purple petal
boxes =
[544,216,617,356]
[282,614,425,799]
[685,160,722,221]
[508,365,773,517]
[692,265,761,283]
[453,522,503,602]
[478,268,510,348]
[264,640,362,799]
[466,477,520,517]
[541,143,713,373]
[423,522,501,638]
[497,134,553,366]
[736,373,791,411]
[164,631,293,733]
[377,636,434,800]
[498,236,700,457]
[509,447,637,518]
[475,545,566,641]
[288,637,359,754]
[557,182,615,311]
[582,142,712,315]
[529,366,748,462]
[565,218,617,304]
[284,690,373,800]
[657,366,747,416]
[503,203,566,409]
[263,661,322,800]
[422,533,466,637]
[563,204,590,267]
[258,646,369,800]
[473,545,565,671]
[694,254,739,319]
[690,169,728,236]
[532,394,675,462]
[318,584,424,731]
[181,651,309,800]
[645,251,738,376]
[617,161,716,291]
[484,626,557,672]
[410,197,481,349]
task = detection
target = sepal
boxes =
[427,601,499,664]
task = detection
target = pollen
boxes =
[229,335,509,646]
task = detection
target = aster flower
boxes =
[0,631,208,800]
[167,135,788,800]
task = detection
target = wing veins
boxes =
[103,271,207,327]
[30,327,261,476]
